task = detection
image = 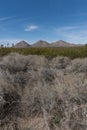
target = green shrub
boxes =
[0,46,87,58]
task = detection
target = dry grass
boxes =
[0,53,87,130]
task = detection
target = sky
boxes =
[0,0,87,45]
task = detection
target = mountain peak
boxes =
[51,40,76,47]
[32,40,50,47]
[14,41,31,48]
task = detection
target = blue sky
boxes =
[0,0,87,45]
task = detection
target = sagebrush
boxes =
[0,53,87,130]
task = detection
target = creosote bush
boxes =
[0,45,87,58]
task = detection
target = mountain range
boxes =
[14,40,83,48]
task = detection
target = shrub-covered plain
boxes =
[0,46,87,58]
[0,53,87,130]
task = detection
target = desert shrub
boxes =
[1,91,21,119]
[0,46,87,58]
[66,58,87,73]
[0,91,21,130]
[2,53,29,73]
[0,53,87,130]
[41,68,55,83]
[51,57,70,69]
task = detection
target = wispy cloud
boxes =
[0,16,15,22]
[54,24,87,44]
[55,26,79,32]
[24,25,39,31]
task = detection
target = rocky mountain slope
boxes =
[32,40,50,47]
[14,40,31,48]
[51,40,76,47]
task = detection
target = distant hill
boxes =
[14,41,31,48]
[32,40,50,47]
[50,40,76,47]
